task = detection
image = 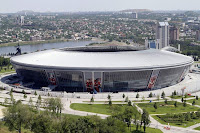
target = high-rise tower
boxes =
[156,22,170,49]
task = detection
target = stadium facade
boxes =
[10,46,193,93]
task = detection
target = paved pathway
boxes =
[134,103,200,133]
[61,98,109,119]
[187,123,200,130]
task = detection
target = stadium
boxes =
[10,46,193,93]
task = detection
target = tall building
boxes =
[16,16,25,25]
[169,26,179,43]
[156,22,170,49]
[132,12,138,19]
[20,16,24,25]
[196,30,200,41]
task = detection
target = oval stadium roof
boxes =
[11,47,193,71]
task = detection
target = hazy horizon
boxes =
[1,0,200,13]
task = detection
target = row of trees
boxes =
[158,111,200,124]
[0,56,10,67]
[2,99,129,133]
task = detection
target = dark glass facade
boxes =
[12,64,191,92]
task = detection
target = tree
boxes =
[44,98,63,117]
[179,114,184,124]
[3,101,33,133]
[181,97,184,103]
[164,99,168,104]
[192,100,196,106]
[29,97,33,107]
[109,99,112,106]
[174,101,178,108]
[125,96,129,102]
[156,95,160,101]
[34,91,37,96]
[191,112,197,119]
[22,90,25,94]
[10,93,15,104]
[31,113,54,133]
[149,92,153,98]
[107,94,111,100]
[141,109,150,132]
[38,95,41,101]
[142,96,145,101]
[4,97,8,105]
[185,112,191,121]
[184,93,188,99]
[90,96,94,104]
[124,106,134,131]
[174,90,177,95]
[161,91,165,99]
[136,93,139,99]
[183,100,187,107]
[122,94,125,99]
[196,96,199,100]
[128,100,132,106]
[171,92,174,98]
[24,94,27,99]
[153,102,157,110]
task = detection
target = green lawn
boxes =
[194,126,200,131]
[152,115,200,128]
[82,101,124,103]
[187,99,200,106]
[136,101,200,114]
[0,66,15,74]
[70,103,138,115]
[133,99,159,102]
[126,124,163,133]
[169,95,195,99]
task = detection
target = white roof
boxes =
[11,49,193,70]
[159,22,169,26]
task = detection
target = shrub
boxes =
[149,92,153,98]
[136,93,139,98]
[125,96,129,102]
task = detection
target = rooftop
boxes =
[11,47,193,71]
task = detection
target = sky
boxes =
[0,0,200,13]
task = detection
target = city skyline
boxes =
[1,0,200,13]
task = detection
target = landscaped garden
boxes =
[187,99,200,106]
[70,103,138,115]
[169,95,195,99]
[152,111,200,128]
[126,124,162,133]
[136,101,200,114]
[0,66,15,74]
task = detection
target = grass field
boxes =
[169,95,195,99]
[194,126,200,131]
[136,101,200,114]
[82,101,124,103]
[126,124,163,133]
[152,115,200,128]
[187,99,200,106]
[0,66,15,74]
[70,103,138,115]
